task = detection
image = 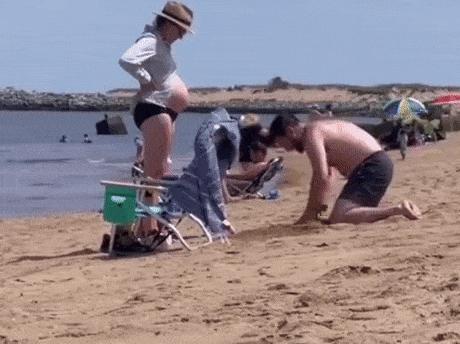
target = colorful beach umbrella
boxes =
[382,97,427,122]
[431,94,460,106]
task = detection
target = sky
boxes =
[0,0,459,93]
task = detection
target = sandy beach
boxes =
[1,130,460,343]
[2,1,460,341]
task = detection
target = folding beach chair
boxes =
[226,157,284,199]
[100,179,213,254]
[100,108,240,255]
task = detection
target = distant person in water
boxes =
[268,114,422,225]
[59,135,69,143]
[83,134,92,144]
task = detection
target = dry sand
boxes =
[1,132,460,344]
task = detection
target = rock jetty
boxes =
[0,87,129,111]
[2,80,460,117]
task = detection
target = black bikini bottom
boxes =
[133,102,178,129]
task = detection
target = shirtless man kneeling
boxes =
[268,114,421,224]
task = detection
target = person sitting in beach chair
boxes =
[238,141,269,177]
[100,108,240,254]
[225,157,284,201]
[237,113,272,168]
[222,141,284,201]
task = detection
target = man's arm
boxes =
[297,126,334,223]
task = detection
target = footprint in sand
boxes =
[257,267,274,277]
[266,283,289,291]
[295,290,323,308]
[319,265,380,280]
[433,332,460,342]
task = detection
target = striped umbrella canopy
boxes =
[383,97,427,122]
[431,94,460,105]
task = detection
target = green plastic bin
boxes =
[103,185,137,225]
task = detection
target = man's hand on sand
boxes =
[294,215,318,225]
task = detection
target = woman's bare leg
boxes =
[167,121,176,173]
[138,113,173,236]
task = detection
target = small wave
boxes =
[87,158,105,164]
[26,196,48,201]
[7,158,72,164]
[30,182,54,187]
[100,162,132,168]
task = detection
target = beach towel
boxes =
[169,108,240,234]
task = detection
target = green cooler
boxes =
[103,185,137,224]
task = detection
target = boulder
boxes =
[96,115,128,135]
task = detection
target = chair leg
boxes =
[108,225,117,256]
[188,213,213,245]
[155,218,192,251]
[136,201,214,251]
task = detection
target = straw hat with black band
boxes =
[154,1,194,34]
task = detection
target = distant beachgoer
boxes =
[397,124,409,160]
[118,1,194,245]
[325,103,334,117]
[268,114,422,224]
[59,135,69,143]
[83,134,92,144]
[311,104,333,119]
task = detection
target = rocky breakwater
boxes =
[188,97,380,116]
[3,82,460,116]
[187,83,460,118]
[0,87,130,111]
[110,84,387,117]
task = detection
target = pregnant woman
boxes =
[119,1,194,247]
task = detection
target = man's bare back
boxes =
[304,119,382,177]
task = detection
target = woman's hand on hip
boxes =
[139,82,156,96]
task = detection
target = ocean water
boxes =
[0,111,213,218]
[0,111,380,218]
